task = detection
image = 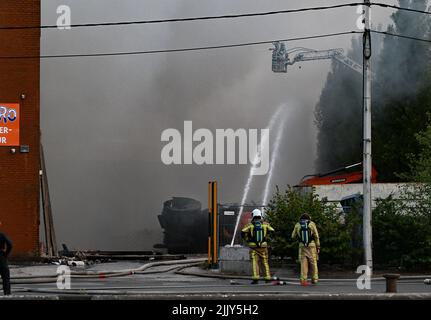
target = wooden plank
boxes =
[40,143,58,256]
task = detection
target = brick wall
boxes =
[0,1,40,258]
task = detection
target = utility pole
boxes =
[362,0,373,272]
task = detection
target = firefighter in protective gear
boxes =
[291,213,320,286]
[241,209,275,284]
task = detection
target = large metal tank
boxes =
[157,197,208,254]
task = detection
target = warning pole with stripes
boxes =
[208,181,219,268]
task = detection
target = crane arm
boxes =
[290,49,344,64]
[331,52,363,75]
[271,41,364,76]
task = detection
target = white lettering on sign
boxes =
[0,103,19,146]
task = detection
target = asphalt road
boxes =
[8,263,431,297]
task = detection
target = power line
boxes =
[0,3,363,30]
[0,2,428,31]
[373,2,431,15]
[371,29,431,44]
[0,31,361,59]
[0,29,429,60]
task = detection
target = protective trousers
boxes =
[250,247,271,281]
[0,256,11,295]
[299,246,318,282]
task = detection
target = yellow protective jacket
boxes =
[241,221,275,248]
[291,221,320,248]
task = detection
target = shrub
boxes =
[373,185,431,270]
[266,184,431,270]
[265,186,353,265]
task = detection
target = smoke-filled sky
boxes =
[40,0,395,250]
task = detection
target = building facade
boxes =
[0,1,40,257]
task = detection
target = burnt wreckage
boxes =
[156,197,253,254]
[157,197,208,254]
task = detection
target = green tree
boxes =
[315,0,431,181]
[367,0,431,181]
[400,115,431,182]
[315,37,363,172]
[373,190,431,270]
[265,186,353,265]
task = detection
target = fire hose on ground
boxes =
[2,259,430,296]
[2,258,207,285]
[175,265,431,284]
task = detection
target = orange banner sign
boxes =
[0,103,20,146]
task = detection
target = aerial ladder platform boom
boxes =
[271,41,363,75]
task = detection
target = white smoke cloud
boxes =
[40,0,393,250]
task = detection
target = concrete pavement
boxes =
[2,261,430,299]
